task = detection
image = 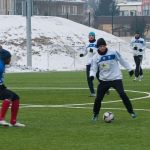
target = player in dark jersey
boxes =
[0,48,25,127]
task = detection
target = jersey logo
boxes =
[134,40,144,44]
[98,54,115,63]
[87,44,97,48]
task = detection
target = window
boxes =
[130,10,136,16]
[62,5,66,15]
[72,5,77,15]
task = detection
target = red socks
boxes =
[0,99,11,121]
[10,100,20,125]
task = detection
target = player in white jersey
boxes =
[80,32,98,97]
[130,31,146,81]
[90,38,136,121]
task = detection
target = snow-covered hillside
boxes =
[0,15,149,72]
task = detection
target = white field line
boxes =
[19,105,150,112]
[19,89,150,107]
[10,87,90,90]
[4,87,150,112]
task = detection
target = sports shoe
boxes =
[139,75,143,81]
[92,114,98,121]
[90,93,96,97]
[130,112,137,118]
[0,120,10,127]
[133,77,138,81]
[9,122,26,127]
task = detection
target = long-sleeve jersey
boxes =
[130,37,146,56]
[90,49,132,81]
[81,41,98,65]
[0,60,5,85]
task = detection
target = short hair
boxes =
[0,49,11,61]
[96,38,106,48]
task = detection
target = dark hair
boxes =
[96,38,106,48]
[0,49,11,61]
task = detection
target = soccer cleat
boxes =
[9,122,26,127]
[92,114,98,121]
[130,112,137,118]
[90,93,96,97]
[133,77,138,81]
[139,75,143,81]
[0,120,10,127]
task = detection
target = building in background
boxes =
[117,1,142,16]
[0,0,87,24]
[0,0,15,15]
[142,0,150,15]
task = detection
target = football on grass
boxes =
[103,112,114,123]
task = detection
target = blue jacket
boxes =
[0,59,5,85]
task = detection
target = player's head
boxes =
[88,32,95,41]
[97,38,107,53]
[135,31,140,39]
[0,49,11,64]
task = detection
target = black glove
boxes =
[90,76,94,80]
[139,49,143,52]
[89,48,93,53]
[133,47,138,50]
[0,84,7,90]
[79,54,84,57]
[129,70,134,77]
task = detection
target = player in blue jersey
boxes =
[130,31,146,81]
[0,48,25,127]
[79,32,98,97]
[90,38,136,121]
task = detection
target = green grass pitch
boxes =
[0,70,150,150]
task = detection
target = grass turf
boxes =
[0,70,150,150]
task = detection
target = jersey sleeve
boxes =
[115,51,132,71]
[90,55,98,77]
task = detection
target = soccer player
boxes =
[79,32,98,97]
[130,31,146,81]
[0,48,25,127]
[90,38,136,121]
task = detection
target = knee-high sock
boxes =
[0,99,11,121]
[10,100,19,125]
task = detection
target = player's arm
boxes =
[115,51,134,76]
[90,56,98,79]
[79,45,88,57]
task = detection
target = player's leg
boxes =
[134,56,140,80]
[7,90,25,127]
[92,81,110,121]
[113,80,136,118]
[96,68,110,95]
[0,86,11,126]
[139,55,143,81]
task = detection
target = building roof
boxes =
[51,0,86,2]
[117,2,142,6]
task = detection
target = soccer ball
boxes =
[103,112,114,123]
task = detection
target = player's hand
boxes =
[133,47,138,50]
[129,70,134,77]
[79,54,84,57]
[89,48,93,53]
[139,49,143,52]
[90,76,94,80]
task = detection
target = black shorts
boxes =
[0,85,19,101]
